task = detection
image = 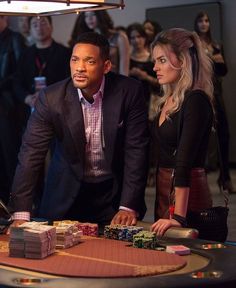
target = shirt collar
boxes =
[78,76,105,105]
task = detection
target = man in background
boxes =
[0,16,25,204]
[13,16,71,210]
[14,16,71,119]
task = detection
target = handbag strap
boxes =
[214,128,229,207]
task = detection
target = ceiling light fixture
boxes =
[0,0,124,16]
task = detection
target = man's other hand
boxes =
[111,210,137,226]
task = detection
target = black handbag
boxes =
[187,205,228,242]
[187,128,229,243]
[173,100,229,242]
[186,153,229,243]
[0,199,13,234]
[170,170,229,243]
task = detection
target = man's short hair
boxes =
[28,16,52,26]
[75,32,110,61]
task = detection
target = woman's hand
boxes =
[151,218,181,237]
[211,53,224,63]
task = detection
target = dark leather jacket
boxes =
[0,27,25,114]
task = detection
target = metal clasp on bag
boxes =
[200,211,209,217]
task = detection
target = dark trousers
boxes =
[0,114,21,204]
[65,178,118,228]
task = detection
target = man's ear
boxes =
[104,60,112,74]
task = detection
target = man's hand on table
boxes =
[6,220,28,235]
[111,210,137,226]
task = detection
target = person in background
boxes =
[194,11,235,194]
[0,16,25,205]
[68,10,130,76]
[151,28,214,236]
[8,32,149,231]
[14,16,71,118]
[143,19,162,50]
[115,25,127,35]
[127,23,160,187]
[17,16,34,46]
[13,16,71,212]
[127,23,159,105]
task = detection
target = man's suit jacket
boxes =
[10,72,149,220]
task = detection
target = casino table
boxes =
[0,227,236,288]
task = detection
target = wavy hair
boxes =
[68,10,114,48]
[151,28,214,116]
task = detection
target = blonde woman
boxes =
[150,28,214,237]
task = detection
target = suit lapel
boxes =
[63,81,86,166]
[103,74,123,166]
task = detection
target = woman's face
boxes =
[152,45,182,86]
[129,30,146,50]
[197,15,210,34]
[143,22,155,42]
[84,11,98,30]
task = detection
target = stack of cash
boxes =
[54,222,83,248]
[9,226,25,257]
[9,222,56,259]
[53,220,98,237]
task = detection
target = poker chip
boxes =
[133,231,157,249]
[104,225,143,241]
[77,223,98,237]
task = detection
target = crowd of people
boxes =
[0,10,235,240]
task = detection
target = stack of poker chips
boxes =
[77,222,98,237]
[9,222,56,259]
[53,222,83,248]
[104,224,143,242]
[133,231,157,249]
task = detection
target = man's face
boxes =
[30,17,52,43]
[18,16,29,35]
[70,43,111,98]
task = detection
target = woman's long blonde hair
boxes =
[151,28,214,116]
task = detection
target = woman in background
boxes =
[143,19,162,49]
[194,11,235,194]
[127,23,160,187]
[127,23,158,105]
[68,10,130,76]
[151,28,214,236]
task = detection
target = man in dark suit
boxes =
[9,32,149,229]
